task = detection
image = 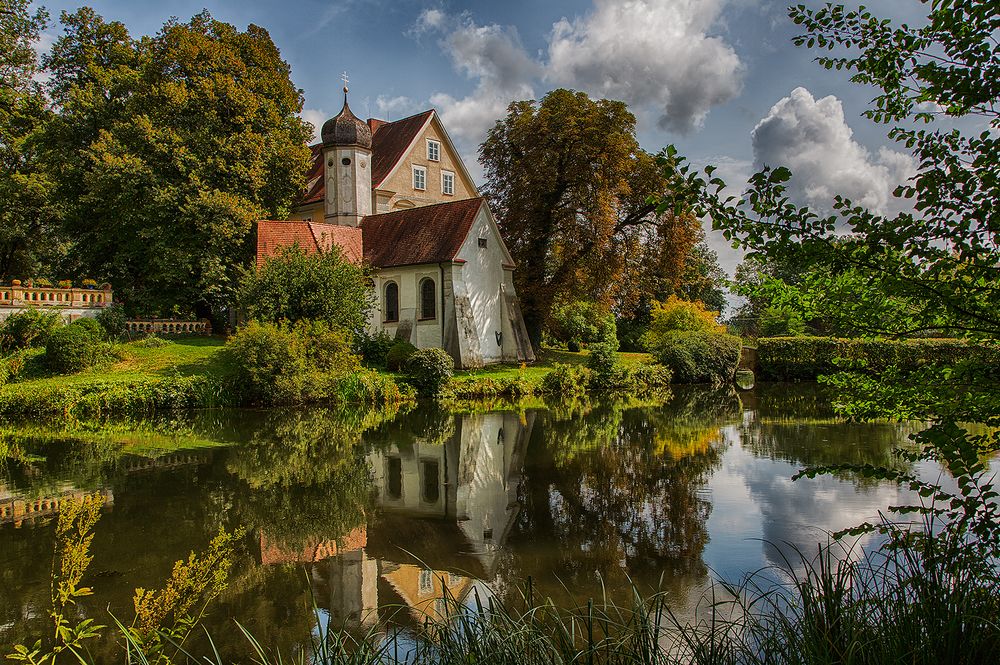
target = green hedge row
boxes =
[756,337,1000,381]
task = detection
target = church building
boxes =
[256,86,534,369]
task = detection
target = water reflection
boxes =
[0,385,930,661]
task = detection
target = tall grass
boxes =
[142,519,997,665]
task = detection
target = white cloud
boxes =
[375,94,417,120]
[418,10,538,144]
[545,0,744,134]
[751,87,916,216]
[300,108,327,143]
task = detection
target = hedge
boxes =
[648,331,742,384]
[756,337,1000,381]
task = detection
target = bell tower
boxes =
[321,75,372,227]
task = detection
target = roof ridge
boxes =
[363,197,483,221]
[376,108,434,125]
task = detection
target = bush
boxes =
[641,296,724,353]
[96,303,128,340]
[757,337,1000,381]
[0,309,61,351]
[586,342,623,389]
[648,330,741,384]
[355,330,395,367]
[385,340,417,371]
[0,348,41,386]
[45,321,109,374]
[225,320,367,406]
[540,363,591,395]
[237,244,373,331]
[405,348,454,397]
[549,300,617,349]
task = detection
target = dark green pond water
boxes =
[0,385,934,660]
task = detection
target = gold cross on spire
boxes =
[341,71,349,92]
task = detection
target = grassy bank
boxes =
[0,337,659,417]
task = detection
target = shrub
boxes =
[70,316,103,338]
[0,348,41,386]
[96,303,128,340]
[134,334,170,348]
[237,244,373,331]
[0,308,61,351]
[405,348,454,396]
[385,340,418,371]
[757,337,1000,381]
[549,300,618,349]
[45,321,107,374]
[641,296,724,353]
[586,342,625,389]
[648,330,741,384]
[540,363,591,396]
[355,330,395,367]
[225,320,366,406]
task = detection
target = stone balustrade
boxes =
[0,285,113,309]
[0,489,114,526]
[126,319,212,336]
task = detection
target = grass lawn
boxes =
[452,347,655,382]
[12,336,233,390]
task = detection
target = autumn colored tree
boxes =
[41,9,312,318]
[480,89,702,346]
[0,0,62,280]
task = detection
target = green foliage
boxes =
[648,330,741,384]
[44,321,110,374]
[760,303,806,337]
[643,296,723,339]
[42,8,312,315]
[405,348,455,397]
[482,88,702,345]
[225,319,376,406]
[585,342,622,389]
[0,347,40,386]
[237,245,373,331]
[355,329,394,367]
[757,337,1000,382]
[95,303,127,340]
[541,363,591,397]
[385,340,417,371]
[549,300,618,350]
[0,308,60,351]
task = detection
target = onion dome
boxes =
[321,87,372,149]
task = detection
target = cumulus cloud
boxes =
[545,0,744,134]
[752,87,916,216]
[375,94,418,120]
[300,108,327,143]
[417,9,538,144]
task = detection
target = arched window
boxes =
[384,281,399,322]
[419,278,436,320]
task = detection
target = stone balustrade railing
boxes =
[126,319,212,336]
[0,285,113,308]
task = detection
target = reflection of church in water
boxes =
[257,411,534,629]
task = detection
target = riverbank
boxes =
[0,337,660,417]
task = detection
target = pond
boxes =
[0,384,940,661]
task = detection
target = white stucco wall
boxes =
[370,264,445,350]
[454,208,510,363]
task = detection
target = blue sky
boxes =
[31,0,932,274]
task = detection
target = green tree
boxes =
[236,244,373,331]
[0,0,62,280]
[481,89,702,346]
[41,9,312,318]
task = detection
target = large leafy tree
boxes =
[0,0,62,280]
[480,89,703,346]
[42,9,312,317]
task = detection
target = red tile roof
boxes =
[298,110,435,206]
[361,198,483,268]
[256,220,363,267]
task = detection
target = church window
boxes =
[442,171,454,195]
[478,237,488,248]
[421,460,440,503]
[387,456,402,499]
[341,157,351,166]
[427,139,441,161]
[413,166,426,191]
[384,281,399,322]
[419,569,434,595]
[419,278,436,320]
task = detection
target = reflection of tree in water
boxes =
[227,407,394,550]
[738,384,914,475]
[503,389,738,602]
